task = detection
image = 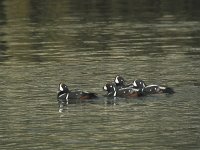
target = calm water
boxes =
[0,0,200,149]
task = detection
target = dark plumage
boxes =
[57,83,98,104]
[103,83,139,98]
[113,75,175,95]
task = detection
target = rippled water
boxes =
[0,0,200,149]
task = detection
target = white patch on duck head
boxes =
[103,85,108,91]
[115,76,119,84]
[133,81,137,87]
[59,83,64,91]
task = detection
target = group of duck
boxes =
[57,75,175,107]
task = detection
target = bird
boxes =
[103,83,140,98]
[113,76,175,95]
[57,83,98,105]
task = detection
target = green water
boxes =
[0,0,200,149]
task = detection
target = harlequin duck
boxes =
[114,76,146,89]
[130,79,175,95]
[114,76,175,95]
[114,75,143,88]
[103,83,140,98]
[57,83,98,104]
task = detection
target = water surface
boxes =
[0,0,200,149]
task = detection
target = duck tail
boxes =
[88,93,98,99]
[81,92,98,99]
[160,87,175,94]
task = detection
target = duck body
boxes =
[131,79,175,95]
[113,76,175,95]
[57,83,98,104]
[103,83,140,98]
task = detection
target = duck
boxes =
[103,83,140,98]
[114,76,175,95]
[57,83,98,104]
[130,79,175,95]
